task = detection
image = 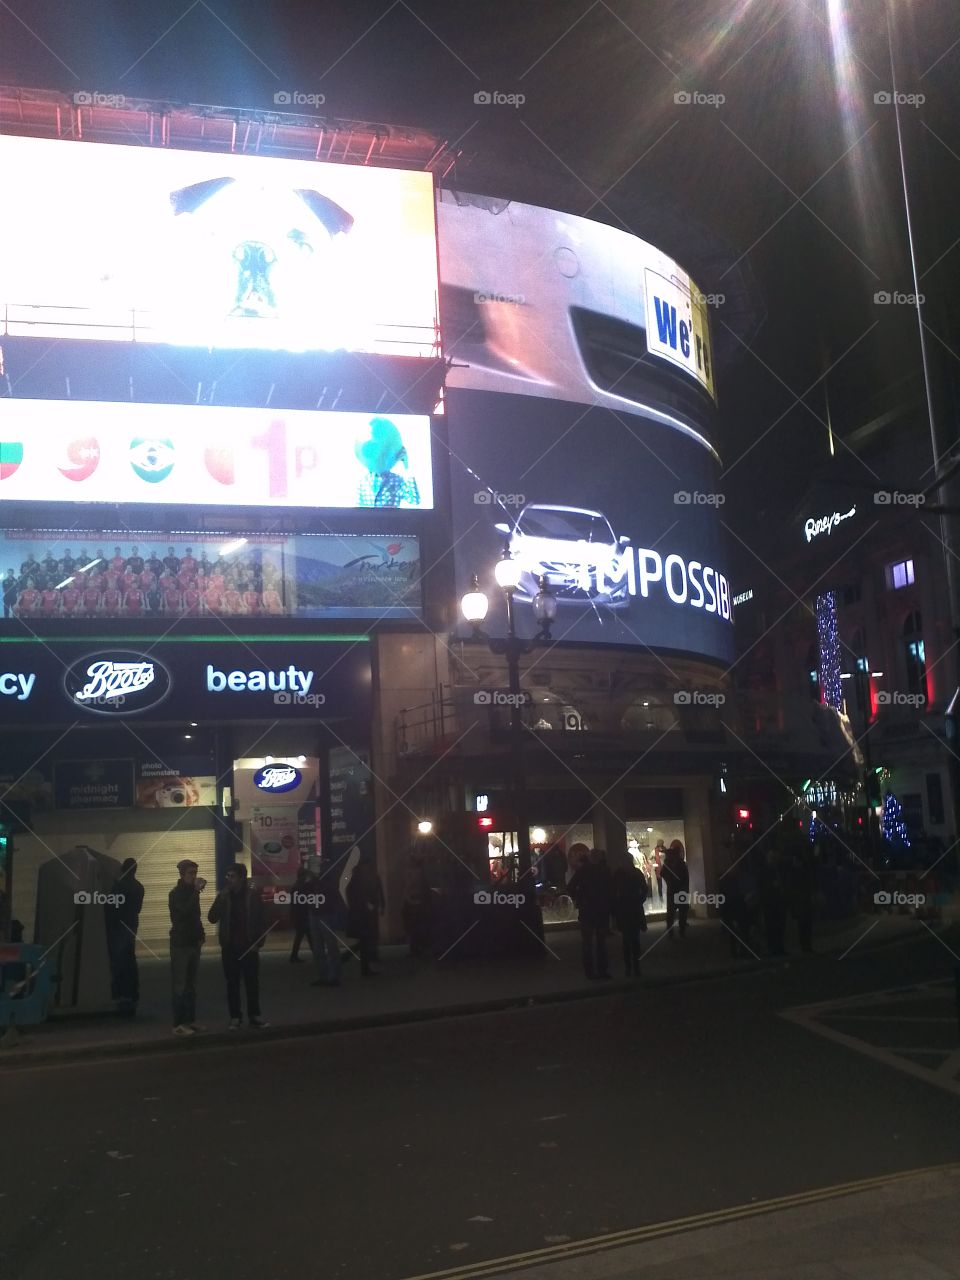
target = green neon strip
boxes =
[0,633,370,644]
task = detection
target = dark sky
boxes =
[2,0,960,555]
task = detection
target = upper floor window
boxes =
[904,611,926,700]
[887,559,915,590]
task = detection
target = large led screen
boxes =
[0,134,439,356]
[0,401,433,510]
[0,531,422,622]
[447,389,734,663]
[437,192,716,446]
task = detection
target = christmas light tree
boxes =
[881,790,910,849]
[816,591,842,710]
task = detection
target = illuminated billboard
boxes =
[0,134,439,356]
[448,389,734,662]
[437,192,717,447]
[0,531,423,621]
[0,401,433,510]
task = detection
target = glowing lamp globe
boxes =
[494,555,522,592]
[460,575,489,625]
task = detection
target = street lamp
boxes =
[460,559,557,932]
[845,660,885,864]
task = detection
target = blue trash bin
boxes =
[0,943,54,1028]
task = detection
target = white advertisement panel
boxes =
[0,134,439,357]
[0,401,433,510]
[437,192,718,433]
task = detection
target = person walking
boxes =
[612,860,647,977]
[346,850,386,976]
[289,864,311,963]
[401,850,433,959]
[168,859,206,1037]
[782,817,816,953]
[208,864,270,1029]
[306,855,346,987]
[568,848,614,980]
[760,842,789,957]
[105,857,145,1017]
[662,839,690,938]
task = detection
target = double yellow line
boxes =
[402,1164,960,1280]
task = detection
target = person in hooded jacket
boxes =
[611,860,647,977]
[346,850,386,976]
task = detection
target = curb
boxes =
[0,921,936,1069]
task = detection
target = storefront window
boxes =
[625,819,687,914]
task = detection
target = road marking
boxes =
[781,979,960,1096]
[399,1165,960,1280]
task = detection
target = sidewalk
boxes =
[0,913,934,1067]
[476,1163,960,1280]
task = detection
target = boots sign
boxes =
[0,639,371,724]
[64,652,172,716]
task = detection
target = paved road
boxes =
[2,932,959,1280]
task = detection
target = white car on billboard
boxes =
[494,505,631,607]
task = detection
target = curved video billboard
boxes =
[447,389,734,663]
[0,134,438,356]
[438,192,717,452]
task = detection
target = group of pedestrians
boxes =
[169,859,269,1037]
[165,850,386,1035]
[719,816,817,958]
[566,840,691,980]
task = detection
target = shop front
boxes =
[0,634,373,957]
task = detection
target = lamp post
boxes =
[461,557,557,931]
[843,661,884,865]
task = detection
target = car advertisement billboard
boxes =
[437,192,717,440]
[447,389,734,663]
[0,134,439,357]
[0,531,423,622]
[0,401,433,510]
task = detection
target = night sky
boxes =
[2,0,959,578]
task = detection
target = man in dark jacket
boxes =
[105,857,145,1016]
[306,855,347,986]
[168,859,207,1036]
[612,862,647,978]
[208,863,269,1029]
[568,848,614,979]
[346,850,386,977]
[663,840,691,938]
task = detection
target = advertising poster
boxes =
[54,759,135,810]
[291,535,422,616]
[135,759,217,809]
[0,134,439,357]
[0,530,422,623]
[327,746,375,861]
[447,388,735,662]
[0,402,433,510]
[249,807,301,878]
[438,192,717,425]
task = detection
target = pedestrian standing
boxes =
[306,855,346,987]
[783,819,816,952]
[662,839,690,938]
[612,861,647,977]
[168,859,206,1037]
[346,851,386,976]
[289,864,311,963]
[401,850,433,959]
[105,857,144,1017]
[568,848,614,979]
[208,863,270,1029]
[760,843,789,956]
